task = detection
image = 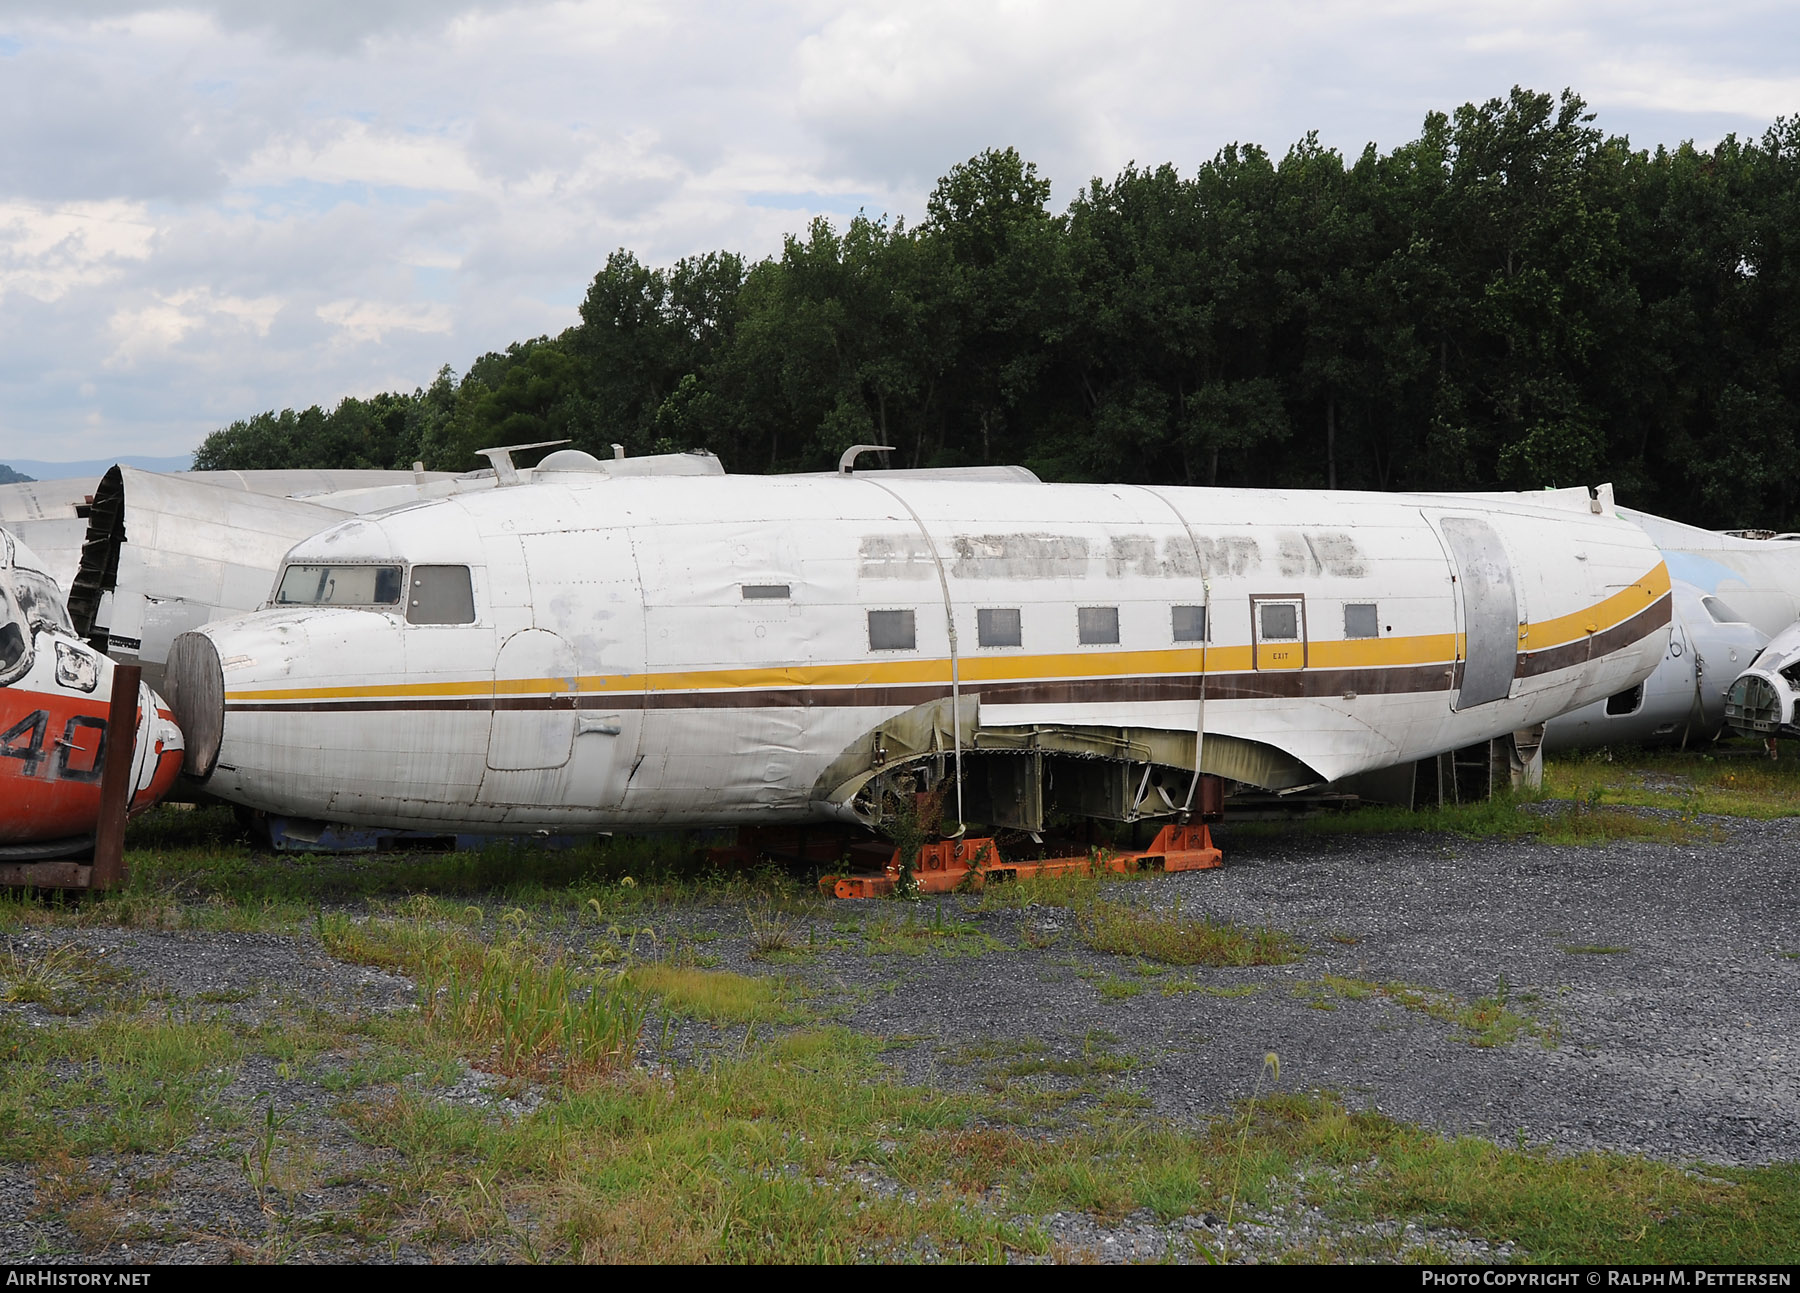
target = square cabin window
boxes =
[868,608,916,651]
[1172,605,1207,643]
[1078,606,1120,646]
[977,607,1022,648]
[1344,603,1379,639]
[407,565,476,625]
[1259,602,1299,640]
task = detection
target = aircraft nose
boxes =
[163,631,224,781]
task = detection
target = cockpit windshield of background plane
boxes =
[276,564,405,608]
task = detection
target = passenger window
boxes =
[869,609,916,651]
[1344,603,1378,639]
[407,565,476,625]
[977,608,1021,648]
[1259,603,1298,640]
[1172,605,1206,643]
[742,584,790,600]
[1078,606,1119,645]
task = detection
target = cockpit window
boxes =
[1702,595,1747,624]
[0,558,67,687]
[0,585,28,686]
[12,567,73,637]
[275,564,405,608]
[0,621,26,685]
[406,566,476,625]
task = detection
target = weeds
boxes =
[1094,974,1144,1000]
[240,1095,297,1208]
[1540,797,1723,846]
[0,1011,242,1160]
[975,866,1114,912]
[319,908,646,1081]
[420,946,645,1082]
[1162,980,1261,998]
[1295,975,1547,1048]
[1078,900,1304,968]
[624,964,794,1023]
[745,899,799,958]
[1213,1052,1280,1262]
[0,943,130,1014]
[1547,743,1800,819]
[861,906,1000,958]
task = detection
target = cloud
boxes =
[0,200,156,302]
[316,298,454,344]
[238,124,485,194]
[2,0,564,52]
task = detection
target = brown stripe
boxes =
[1514,593,1671,680]
[227,661,1458,714]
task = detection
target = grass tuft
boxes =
[625,964,793,1023]
[0,943,131,1015]
[420,946,644,1083]
[1547,743,1800,820]
[1296,975,1546,1048]
[319,909,645,1081]
[1078,900,1304,967]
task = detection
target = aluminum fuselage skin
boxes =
[185,476,1671,833]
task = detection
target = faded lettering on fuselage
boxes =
[1106,534,1263,579]
[950,534,1088,580]
[858,534,934,580]
[862,530,1315,581]
[859,532,1095,580]
[1277,531,1368,580]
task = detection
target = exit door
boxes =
[1251,595,1307,670]
[487,628,577,772]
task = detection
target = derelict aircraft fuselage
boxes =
[0,527,185,857]
[162,466,1671,836]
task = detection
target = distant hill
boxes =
[1,454,193,482]
[0,463,32,484]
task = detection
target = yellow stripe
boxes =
[229,562,1670,703]
[1518,561,1669,650]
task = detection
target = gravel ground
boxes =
[647,813,1800,1168]
[2,809,1796,1262]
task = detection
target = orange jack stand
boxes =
[820,822,1222,899]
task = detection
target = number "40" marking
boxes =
[1,710,107,782]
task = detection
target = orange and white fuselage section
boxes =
[165,474,1671,834]
[0,528,184,851]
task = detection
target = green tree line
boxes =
[193,87,1800,529]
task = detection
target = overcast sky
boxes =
[1,0,1796,464]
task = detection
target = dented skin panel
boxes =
[182,476,1671,833]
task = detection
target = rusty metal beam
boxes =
[0,862,94,889]
[88,663,140,890]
